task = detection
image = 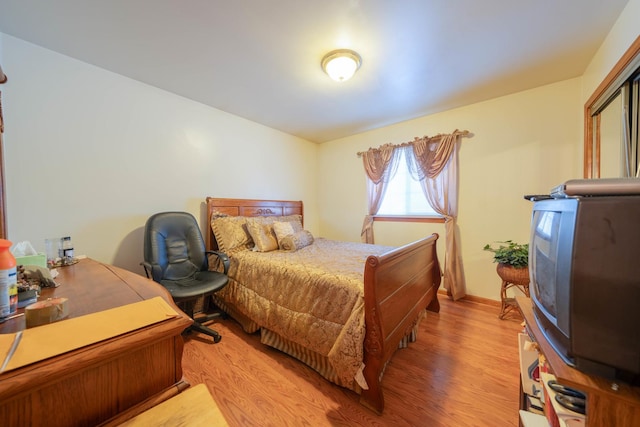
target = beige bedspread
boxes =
[216,238,394,387]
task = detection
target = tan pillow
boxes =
[280,230,315,251]
[210,216,251,252]
[246,219,278,252]
[250,214,303,231]
[282,214,303,232]
[272,221,294,247]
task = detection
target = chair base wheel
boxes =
[184,318,222,343]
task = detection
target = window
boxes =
[376,148,441,218]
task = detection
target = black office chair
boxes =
[142,211,229,343]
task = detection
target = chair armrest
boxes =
[140,261,153,279]
[206,251,230,275]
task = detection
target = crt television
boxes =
[529,195,640,381]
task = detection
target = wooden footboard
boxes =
[360,233,441,414]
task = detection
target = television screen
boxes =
[530,210,560,318]
[529,198,576,350]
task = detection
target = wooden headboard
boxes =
[205,197,304,251]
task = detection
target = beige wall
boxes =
[1,35,318,273]
[318,78,582,300]
[582,0,640,104]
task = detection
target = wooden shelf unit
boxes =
[516,296,640,427]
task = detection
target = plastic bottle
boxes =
[0,239,17,317]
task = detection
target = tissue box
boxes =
[15,253,47,269]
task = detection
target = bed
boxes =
[205,197,441,414]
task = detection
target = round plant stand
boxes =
[497,263,530,319]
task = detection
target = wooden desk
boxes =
[516,296,640,426]
[0,258,193,427]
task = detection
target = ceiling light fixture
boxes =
[321,49,362,82]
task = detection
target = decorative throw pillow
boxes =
[280,230,315,251]
[272,221,295,247]
[278,215,302,233]
[210,216,252,252]
[281,214,303,232]
[246,219,278,252]
[250,214,303,231]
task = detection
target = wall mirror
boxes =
[585,36,640,178]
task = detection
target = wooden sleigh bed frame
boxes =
[205,197,442,414]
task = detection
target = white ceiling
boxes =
[0,0,630,143]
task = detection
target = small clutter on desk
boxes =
[25,297,70,328]
[17,289,37,308]
[15,264,59,310]
[18,264,57,289]
[9,240,60,312]
[11,240,47,269]
[45,236,77,268]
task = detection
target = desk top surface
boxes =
[0,258,175,334]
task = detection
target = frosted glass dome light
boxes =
[321,49,362,82]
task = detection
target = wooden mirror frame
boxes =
[0,65,6,239]
[0,132,6,239]
[584,35,640,178]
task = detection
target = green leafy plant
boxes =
[483,240,529,268]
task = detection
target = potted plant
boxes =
[483,240,530,285]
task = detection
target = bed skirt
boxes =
[212,294,426,393]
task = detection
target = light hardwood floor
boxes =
[182,296,524,427]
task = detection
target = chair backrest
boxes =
[143,212,208,282]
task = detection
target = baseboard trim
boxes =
[437,289,500,307]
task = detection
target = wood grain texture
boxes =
[0,259,192,427]
[517,296,640,427]
[119,384,228,427]
[361,234,441,413]
[183,297,523,426]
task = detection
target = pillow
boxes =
[210,216,252,252]
[272,221,294,247]
[281,214,303,232]
[246,219,278,252]
[254,215,303,249]
[250,214,303,232]
[279,230,315,251]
